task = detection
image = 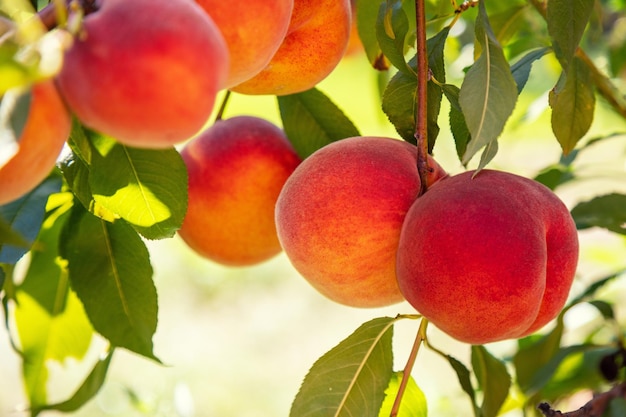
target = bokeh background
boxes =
[1,24,626,416]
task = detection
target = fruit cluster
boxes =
[0,0,351,203]
[0,0,580,345]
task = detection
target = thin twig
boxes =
[538,381,626,417]
[414,0,430,195]
[389,318,429,417]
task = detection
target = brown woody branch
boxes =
[538,382,626,417]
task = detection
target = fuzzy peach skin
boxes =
[275,137,423,308]
[231,0,351,95]
[396,169,579,344]
[178,116,301,266]
[57,0,228,148]
[0,81,71,205]
[195,0,293,88]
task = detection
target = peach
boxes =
[56,0,229,148]
[195,0,293,88]
[396,169,579,344]
[0,81,71,205]
[275,137,423,307]
[231,0,351,96]
[178,116,301,266]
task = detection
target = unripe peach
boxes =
[178,116,301,266]
[195,0,293,88]
[57,0,228,148]
[0,81,71,205]
[275,137,422,307]
[396,170,579,344]
[231,0,351,96]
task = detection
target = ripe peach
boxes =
[195,0,293,88]
[0,81,71,205]
[275,137,424,308]
[56,0,229,148]
[178,116,301,266]
[231,0,351,95]
[396,169,579,344]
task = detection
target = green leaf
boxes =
[570,194,626,235]
[475,139,499,174]
[356,0,389,70]
[547,0,594,70]
[471,345,511,417]
[510,47,550,94]
[14,206,94,410]
[488,4,530,47]
[513,320,564,395]
[549,56,595,155]
[60,204,159,361]
[381,27,450,146]
[606,397,626,417]
[587,300,615,320]
[442,84,471,164]
[377,372,427,417]
[376,0,413,75]
[278,87,360,159]
[289,317,397,417]
[1,86,32,141]
[567,271,623,307]
[0,175,62,264]
[0,215,29,248]
[533,165,575,190]
[87,132,188,240]
[459,0,518,168]
[35,349,114,415]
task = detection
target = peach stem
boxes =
[389,318,429,417]
[214,90,232,122]
[414,0,430,194]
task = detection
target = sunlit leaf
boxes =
[459,0,518,168]
[570,194,626,235]
[0,175,61,264]
[60,204,159,361]
[471,345,511,417]
[549,56,595,155]
[87,132,188,240]
[290,317,397,417]
[14,206,94,410]
[547,0,594,70]
[35,349,114,415]
[378,372,427,417]
[278,87,360,159]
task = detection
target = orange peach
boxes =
[56,0,229,148]
[178,116,301,266]
[396,169,579,344]
[231,0,351,95]
[275,137,423,307]
[0,81,71,205]
[195,0,293,88]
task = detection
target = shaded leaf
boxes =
[511,47,551,94]
[290,317,397,417]
[547,0,595,70]
[459,0,518,168]
[549,56,595,155]
[471,345,511,417]
[567,270,624,307]
[442,84,471,164]
[533,165,575,190]
[35,349,114,415]
[356,0,389,70]
[88,132,188,240]
[376,0,413,75]
[381,27,450,146]
[587,300,615,320]
[60,204,159,361]
[475,139,499,174]
[378,372,427,417]
[0,175,61,264]
[570,194,626,235]
[513,319,564,395]
[278,87,360,159]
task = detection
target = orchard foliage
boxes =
[0,0,625,416]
